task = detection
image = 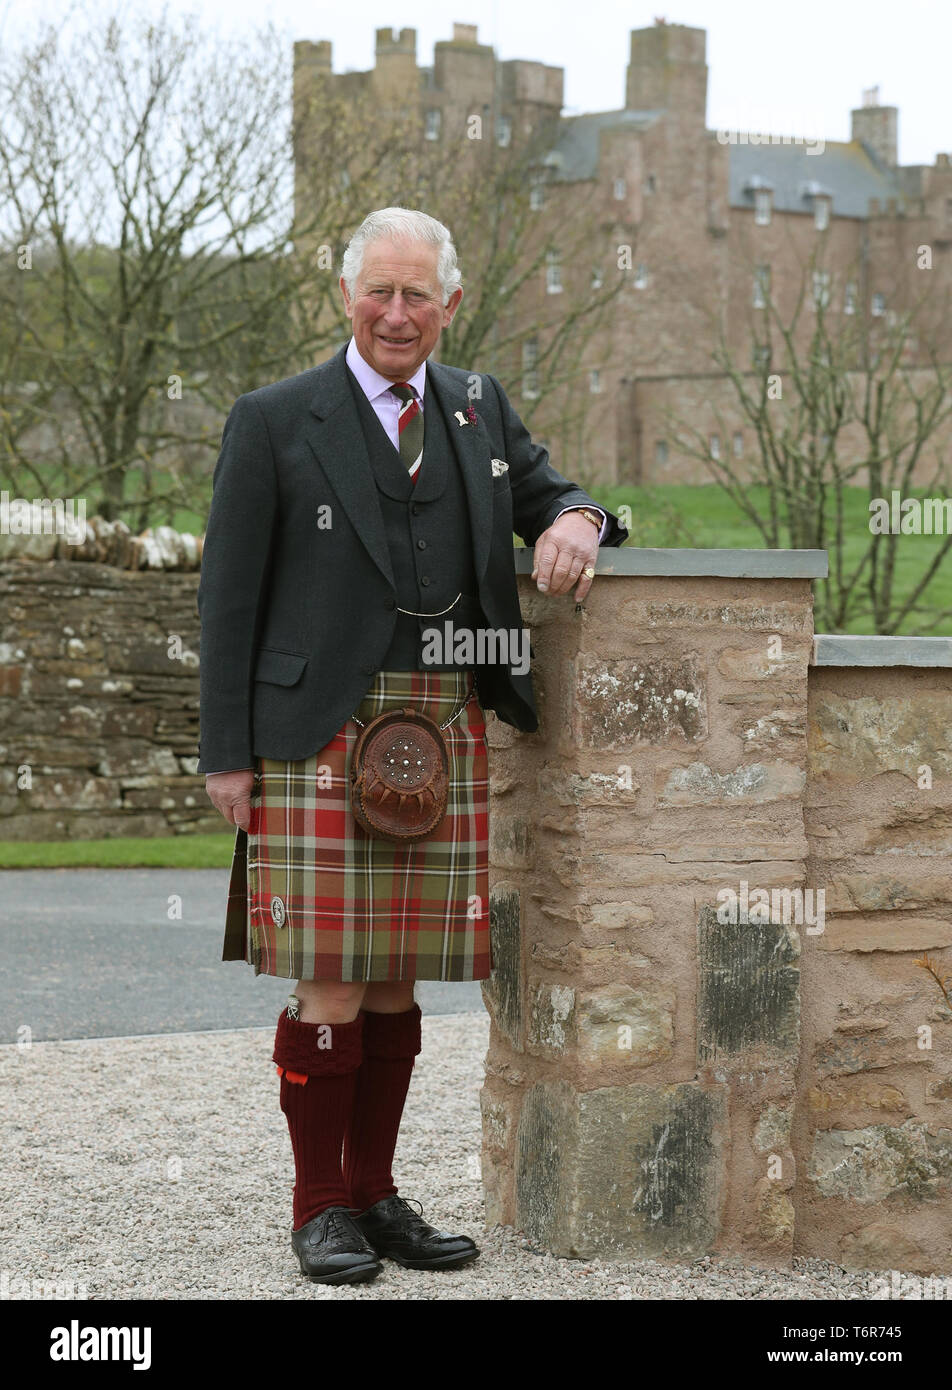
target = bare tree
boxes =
[663,246,952,633]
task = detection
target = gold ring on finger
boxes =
[583,565,595,579]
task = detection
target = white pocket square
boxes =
[491,458,509,476]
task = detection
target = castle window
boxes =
[753,344,770,369]
[812,270,831,309]
[613,177,627,200]
[814,196,830,230]
[522,337,540,399]
[709,434,721,460]
[545,249,562,294]
[529,171,545,210]
[733,431,744,458]
[871,292,885,316]
[844,281,857,314]
[754,189,772,225]
[589,369,602,394]
[634,262,648,289]
[591,267,604,289]
[646,174,657,193]
[655,439,668,466]
[753,264,770,308]
[496,116,511,147]
[424,109,441,141]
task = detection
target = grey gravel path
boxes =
[0,868,482,1041]
[0,1011,909,1301]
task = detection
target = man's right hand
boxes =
[205,769,256,830]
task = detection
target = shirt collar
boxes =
[346,336,427,405]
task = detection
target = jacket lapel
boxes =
[304,345,395,589]
[424,359,494,586]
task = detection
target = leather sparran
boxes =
[350,706,450,843]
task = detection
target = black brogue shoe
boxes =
[353,1195,480,1270]
[291,1206,383,1284]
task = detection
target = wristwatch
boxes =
[576,508,603,532]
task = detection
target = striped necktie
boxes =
[389,382,424,483]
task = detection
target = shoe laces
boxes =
[387,1196,429,1232]
[320,1207,359,1243]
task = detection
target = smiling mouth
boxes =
[378,335,416,345]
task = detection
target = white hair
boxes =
[340,207,462,305]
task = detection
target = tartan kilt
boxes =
[221,668,491,982]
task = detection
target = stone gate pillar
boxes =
[479,546,827,1263]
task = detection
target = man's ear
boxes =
[340,275,354,317]
[442,286,463,327]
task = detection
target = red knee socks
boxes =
[343,1003,422,1213]
[272,1006,364,1230]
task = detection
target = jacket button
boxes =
[421,576,430,586]
[417,539,427,550]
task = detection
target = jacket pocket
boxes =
[254,646,308,686]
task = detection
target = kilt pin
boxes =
[198,328,626,1283]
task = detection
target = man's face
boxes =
[340,237,463,381]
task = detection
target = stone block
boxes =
[697,905,800,1063]
[526,980,575,1058]
[658,759,805,805]
[814,1035,920,1078]
[717,645,807,682]
[576,981,675,1068]
[827,873,952,912]
[481,883,522,1051]
[489,814,534,869]
[808,1120,952,1202]
[809,694,952,779]
[838,1224,924,1270]
[818,916,952,952]
[514,1080,727,1259]
[568,654,705,748]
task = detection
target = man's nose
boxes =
[384,294,411,320]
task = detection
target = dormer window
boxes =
[424,109,441,141]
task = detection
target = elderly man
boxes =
[198,206,628,1286]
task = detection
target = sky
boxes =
[1,0,947,167]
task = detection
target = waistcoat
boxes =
[346,366,484,671]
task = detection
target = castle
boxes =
[293,20,952,488]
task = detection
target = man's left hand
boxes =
[531,511,599,602]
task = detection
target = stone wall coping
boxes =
[513,546,829,578]
[812,633,952,667]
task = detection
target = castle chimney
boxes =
[851,91,898,168]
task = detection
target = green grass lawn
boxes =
[0,834,236,869]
